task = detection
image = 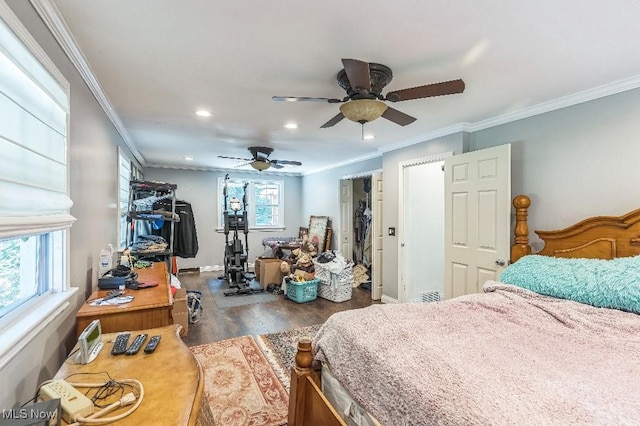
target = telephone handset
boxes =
[76,319,104,364]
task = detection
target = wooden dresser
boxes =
[57,325,214,425]
[76,262,173,336]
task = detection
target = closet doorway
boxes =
[339,171,383,300]
[398,153,451,302]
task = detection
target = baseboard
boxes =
[178,267,200,274]
[380,294,398,304]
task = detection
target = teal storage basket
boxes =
[286,278,318,303]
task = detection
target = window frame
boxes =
[217,177,285,231]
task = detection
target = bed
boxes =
[287,194,640,425]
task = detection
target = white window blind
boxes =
[0,8,74,238]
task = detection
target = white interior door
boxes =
[371,172,383,300]
[399,160,445,302]
[339,179,353,259]
[444,144,511,299]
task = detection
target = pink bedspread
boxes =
[313,282,640,425]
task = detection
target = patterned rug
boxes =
[190,335,288,426]
[256,324,323,392]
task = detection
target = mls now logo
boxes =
[1,399,60,426]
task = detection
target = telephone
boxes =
[76,319,104,364]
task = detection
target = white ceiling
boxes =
[48,0,640,174]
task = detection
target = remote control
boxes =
[111,332,131,355]
[143,335,161,354]
[125,334,147,355]
[100,290,123,302]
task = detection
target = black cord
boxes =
[65,347,80,361]
[64,371,138,408]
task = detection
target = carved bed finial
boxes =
[511,195,532,263]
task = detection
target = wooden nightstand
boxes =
[76,262,173,336]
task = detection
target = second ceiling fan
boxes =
[273,58,465,128]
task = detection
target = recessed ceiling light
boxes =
[183,155,194,161]
[284,122,298,129]
[195,110,212,117]
[363,134,375,140]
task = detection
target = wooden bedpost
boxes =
[288,337,346,426]
[511,194,531,263]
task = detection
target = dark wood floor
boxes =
[177,271,378,347]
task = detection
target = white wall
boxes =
[143,168,303,270]
[3,0,136,409]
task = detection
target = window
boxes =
[0,1,74,359]
[218,178,284,230]
[117,148,142,250]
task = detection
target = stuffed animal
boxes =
[280,261,291,275]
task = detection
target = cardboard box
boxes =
[173,288,189,336]
[259,258,284,289]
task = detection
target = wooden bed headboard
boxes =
[511,194,640,263]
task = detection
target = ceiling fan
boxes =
[218,146,302,171]
[273,58,465,128]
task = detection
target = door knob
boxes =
[495,259,506,266]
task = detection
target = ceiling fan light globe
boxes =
[339,99,388,123]
[251,160,271,171]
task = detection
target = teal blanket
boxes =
[499,255,640,313]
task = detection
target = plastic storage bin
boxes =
[286,278,319,303]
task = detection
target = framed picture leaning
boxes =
[308,215,329,252]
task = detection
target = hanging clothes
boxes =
[153,199,199,258]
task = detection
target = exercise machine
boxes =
[221,174,262,296]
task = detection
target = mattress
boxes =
[321,363,381,426]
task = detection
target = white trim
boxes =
[378,123,471,154]
[380,294,398,304]
[306,74,640,176]
[29,0,145,166]
[303,151,382,176]
[341,168,383,180]
[146,163,302,177]
[466,74,640,132]
[397,152,452,303]
[0,287,77,370]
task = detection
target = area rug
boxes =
[207,279,279,308]
[256,324,323,392]
[190,335,288,426]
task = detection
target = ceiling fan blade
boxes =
[320,112,345,128]
[381,107,417,126]
[342,59,371,92]
[272,96,343,103]
[271,159,302,166]
[218,155,252,161]
[270,163,285,169]
[234,161,254,168]
[385,79,465,102]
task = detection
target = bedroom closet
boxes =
[339,171,383,300]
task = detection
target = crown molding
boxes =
[377,123,471,154]
[466,74,640,132]
[30,0,145,165]
[145,163,302,177]
[303,150,382,176]
[309,74,640,175]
